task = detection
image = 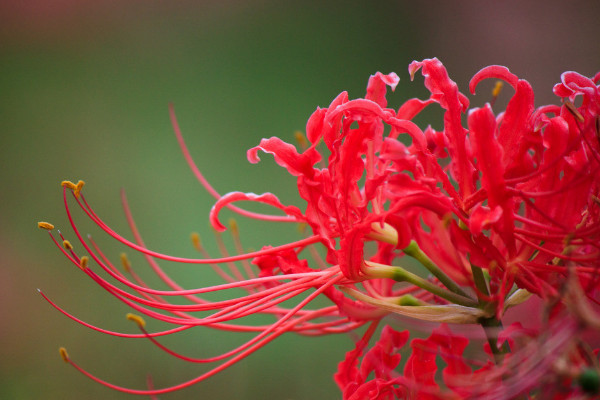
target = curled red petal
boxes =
[497,80,535,173]
[305,107,326,144]
[361,326,409,377]
[366,71,400,108]
[334,345,363,396]
[408,59,423,81]
[327,98,392,124]
[384,214,412,250]
[469,104,516,252]
[247,136,320,178]
[210,192,305,231]
[559,71,596,92]
[403,337,438,387]
[387,118,427,151]
[553,82,573,98]
[469,204,503,236]
[553,71,599,105]
[338,225,370,280]
[469,65,519,94]
[396,98,435,120]
[411,58,475,200]
[430,325,471,393]
[469,105,506,207]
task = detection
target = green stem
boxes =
[403,240,470,298]
[471,264,510,363]
[480,316,510,364]
[367,262,479,308]
[471,264,490,301]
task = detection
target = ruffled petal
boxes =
[469,204,503,236]
[410,58,475,201]
[403,337,438,388]
[469,65,519,94]
[366,72,400,108]
[430,325,471,394]
[247,136,320,178]
[497,80,535,174]
[396,98,435,120]
[469,105,506,206]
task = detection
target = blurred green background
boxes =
[1,1,598,399]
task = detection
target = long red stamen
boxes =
[58,275,342,395]
[169,103,300,224]
[68,188,322,264]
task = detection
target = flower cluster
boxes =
[39,58,600,398]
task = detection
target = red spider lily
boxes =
[38,58,600,398]
[337,317,600,400]
[336,274,600,399]
[466,65,600,301]
[335,323,470,400]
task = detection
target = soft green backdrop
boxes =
[1,1,598,399]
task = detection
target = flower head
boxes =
[39,58,600,397]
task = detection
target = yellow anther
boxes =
[61,180,85,197]
[564,101,584,123]
[74,180,85,197]
[61,180,78,190]
[126,313,146,328]
[190,232,202,251]
[62,240,73,250]
[79,256,89,270]
[37,221,55,230]
[491,80,504,99]
[120,253,131,272]
[228,218,239,235]
[294,131,308,150]
[59,347,69,363]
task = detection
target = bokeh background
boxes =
[1,1,599,399]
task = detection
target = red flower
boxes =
[336,323,470,400]
[38,58,600,397]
